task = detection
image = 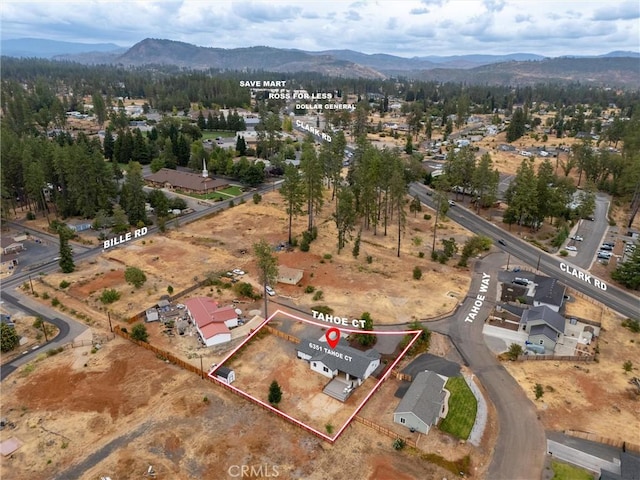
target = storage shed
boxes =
[277,265,304,285]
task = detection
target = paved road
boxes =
[1,180,284,381]
[409,183,639,319]
[426,254,546,480]
[0,290,88,380]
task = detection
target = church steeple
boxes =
[202,158,208,178]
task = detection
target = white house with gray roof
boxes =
[520,305,566,352]
[296,337,381,389]
[393,371,449,434]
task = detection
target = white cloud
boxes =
[0,0,637,57]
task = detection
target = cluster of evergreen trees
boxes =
[196,109,246,132]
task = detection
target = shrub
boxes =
[622,318,640,333]
[312,290,324,301]
[124,267,147,288]
[366,255,373,264]
[100,289,121,304]
[534,383,544,400]
[559,250,568,257]
[253,193,262,204]
[392,438,406,450]
[130,323,149,343]
[41,292,50,300]
[167,285,174,295]
[311,305,334,316]
[413,266,422,280]
[325,423,334,434]
[323,253,332,260]
[51,297,60,307]
[235,282,259,300]
[300,239,310,252]
[418,251,425,258]
[305,285,315,293]
[26,211,36,220]
[623,360,633,373]
[507,343,523,360]
[423,214,432,220]
[59,280,70,289]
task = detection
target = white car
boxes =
[565,246,577,252]
[232,269,245,275]
[448,200,456,206]
[265,285,276,296]
[570,235,584,241]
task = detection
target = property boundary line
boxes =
[208,309,423,443]
[112,309,422,444]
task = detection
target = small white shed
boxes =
[216,366,235,384]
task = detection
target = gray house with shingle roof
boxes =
[296,338,380,387]
[520,305,566,352]
[393,371,449,434]
[533,276,566,312]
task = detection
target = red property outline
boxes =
[208,308,422,443]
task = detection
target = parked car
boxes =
[232,269,245,275]
[570,235,584,241]
[565,246,577,251]
[265,285,276,296]
[448,200,456,206]
[602,242,615,248]
[598,252,612,259]
[599,245,613,251]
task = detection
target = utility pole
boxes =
[39,317,48,342]
[431,193,441,254]
[28,275,34,294]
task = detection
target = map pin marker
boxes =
[325,328,341,349]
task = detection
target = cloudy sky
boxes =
[1,0,639,57]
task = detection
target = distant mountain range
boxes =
[2,37,639,87]
[1,37,127,58]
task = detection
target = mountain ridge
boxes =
[2,37,638,87]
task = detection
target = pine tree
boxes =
[268,380,282,405]
[253,239,278,317]
[58,225,75,273]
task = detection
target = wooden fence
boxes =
[262,325,300,344]
[390,369,412,382]
[113,326,205,377]
[565,430,640,454]
[355,416,417,448]
[113,325,338,442]
[516,354,593,362]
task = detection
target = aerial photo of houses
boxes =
[0,1,639,479]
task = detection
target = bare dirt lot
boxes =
[1,338,454,480]
[3,187,475,479]
[31,189,471,332]
[503,306,640,444]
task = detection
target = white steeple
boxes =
[202,159,208,178]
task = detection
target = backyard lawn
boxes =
[202,130,237,140]
[438,376,477,440]
[184,185,244,200]
[550,460,594,480]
